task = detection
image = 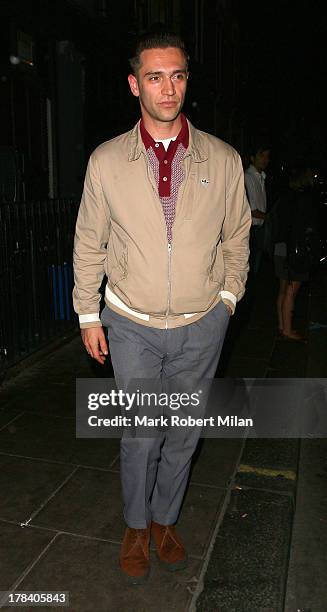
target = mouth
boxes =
[159,101,178,108]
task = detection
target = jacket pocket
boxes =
[106,235,128,287]
[209,242,224,284]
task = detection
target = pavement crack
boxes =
[20,466,79,526]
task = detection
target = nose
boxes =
[161,75,175,96]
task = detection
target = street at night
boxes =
[1,2,327,611]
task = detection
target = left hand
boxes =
[223,302,232,316]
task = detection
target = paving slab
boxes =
[3,533,202,612]
[110,438,243,491]
[178,484,226,559]
[190,439,243,488]
[240,438,299,471]
[0,406,23,429]
[0,336,113,398]
[229,328,275,360]
[235,471,296,496]
[0,455,75,523]
[196,488,293,611]
[266,366,307,378]
[0,521,55,591]
[284,439,327,611]
[30,465,225,560]
[283,274,327,609]
[269,340,308,375]
[30,468,125,541]
[236,437,299,497]
[6,388,77,417]
[223,357,268,378]
[0,412,119,467]
[307,328,327,377]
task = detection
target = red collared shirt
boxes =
[140,113,189,197]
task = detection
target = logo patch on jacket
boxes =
[201,178,210,186]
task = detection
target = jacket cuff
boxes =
[80,320,103,329]
[219,290,237,315]
[221,298,235,315]
[79,313,101,329]
[79,313,100,324]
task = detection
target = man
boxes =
[245,143,270,277]
[73,32,251,584]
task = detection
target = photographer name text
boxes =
[87,415,253,428]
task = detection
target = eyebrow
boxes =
[144,69,188,77]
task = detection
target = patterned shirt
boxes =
[244,164,267,227]
[140,114,189,243]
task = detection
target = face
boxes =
[251,149,270,172]
[128,47,188,124]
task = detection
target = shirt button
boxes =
[155,143,160,148]
[162,176,168,182]
[163,159,168,164]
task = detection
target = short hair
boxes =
[129,32,189,75]
[249,140,271,158]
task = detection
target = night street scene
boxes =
[0,1,327,611]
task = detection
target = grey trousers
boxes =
[101,301,230,528]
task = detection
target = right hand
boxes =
[81,327,108,365]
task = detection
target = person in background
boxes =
[245,142,270,277]
[274,164,316,341]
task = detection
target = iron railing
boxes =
[0,199,80,376]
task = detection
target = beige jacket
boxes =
[73,119,251,329]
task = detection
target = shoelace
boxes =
[159,526,182,549]
[127,529,150,556]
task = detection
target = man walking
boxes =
[73,32,251,584]
[245,142,270,277]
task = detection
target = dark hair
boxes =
[248,140,271,158]
[129,32,189,75]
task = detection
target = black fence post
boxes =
[0,198,79,377]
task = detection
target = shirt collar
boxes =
[248,164,266,180]
[140,113,189,151]
[128,116,207,163]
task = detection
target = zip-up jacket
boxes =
[73,119,251,329]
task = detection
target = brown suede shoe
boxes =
[119,527,151,584]
[151,521,188,571]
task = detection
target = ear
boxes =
[128,74,140,97]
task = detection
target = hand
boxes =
[251,209,265,220]
[81,327,108,365]
[221,300,232,316]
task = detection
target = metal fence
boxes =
[0,199,79,376]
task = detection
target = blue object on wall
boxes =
[49,262,73,320]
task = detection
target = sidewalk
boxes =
[0,316,246,611]
[196,266,327,612]
[0,334,243,612]
[284,270,327,612]
[0,261,324,611]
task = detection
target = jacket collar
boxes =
[128,116,208,163]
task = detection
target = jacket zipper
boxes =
[165,242,172,329]
[145,158,173,328]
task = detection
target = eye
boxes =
[173,73,186,81]
[149,75,160,82]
